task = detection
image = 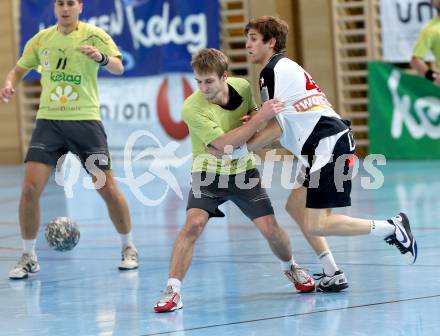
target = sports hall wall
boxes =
[1,1,437,164]
[0,0,337,165]
[0,1,22,164]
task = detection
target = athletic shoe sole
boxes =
[397,212,418,264]
[317,282,349,292]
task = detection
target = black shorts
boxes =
[25,120,111,173]
[187,168,274,220]
[302,130,356,209]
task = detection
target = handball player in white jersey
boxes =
[209,16,418,291]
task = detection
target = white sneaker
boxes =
[9,253,40,280]
[154,285,183,313]
[119,245,139,270]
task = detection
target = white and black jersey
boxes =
[260,54,353,172]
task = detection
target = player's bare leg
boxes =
[95,170,138,270]
[286,186,348,291]
[19,162,52,239]
[9,162,52,280]
[154,208,209,312]
[168,208,209,280]
[304,208,417,264]
[253,214,315,292]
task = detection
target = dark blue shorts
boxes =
[25,119,111,173]
[187,169,274,220]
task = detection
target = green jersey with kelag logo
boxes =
[17,22,121,120]
[413,16,440,69]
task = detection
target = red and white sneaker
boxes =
[284,264,316,292]
[154,286,183,313]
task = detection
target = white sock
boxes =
[22,239,36,256]
[319,250,338,276]
[370,220,395,238]
[120,232,134,248]
[167,278,182,293]
[280,257,295,271]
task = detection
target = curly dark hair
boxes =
[244,16,289,53]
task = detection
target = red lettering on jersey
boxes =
[304,72,321,92]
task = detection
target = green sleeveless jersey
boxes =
[17,22,121,120]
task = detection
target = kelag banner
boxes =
[368,62,440,159]
[20,0,220,78]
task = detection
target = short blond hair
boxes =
[191,48,229,77]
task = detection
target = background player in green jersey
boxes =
[411,0,440,85]
[154,48,315,313]
[0,0,138,279]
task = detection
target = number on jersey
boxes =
[304,72,321,92]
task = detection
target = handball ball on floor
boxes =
[45,217,80,251]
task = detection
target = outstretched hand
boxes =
[0,86,15,103]
[79,45,103,62]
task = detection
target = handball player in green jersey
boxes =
[411,0,440,85]
[0,0,139,279]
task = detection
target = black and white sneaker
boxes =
[314,270,349,292]
[9,253,40,280]
[385,212,418,264]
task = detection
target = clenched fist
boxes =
[258,98,284,121]
[0,86,15,103]
[79,45,103,62]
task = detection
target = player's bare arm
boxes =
[0,65,27,103]
[247,119,282,152]
[411,56,440,86]
[209,98,283,153]
[206,118,281,158]
[410,56,430,76]
[79,45,124,75]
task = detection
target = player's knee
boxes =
[97,182,118,202]
[258,221,279,241]
[21,183,41,203]
[304,222,324,236]
[183,216,206,239]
